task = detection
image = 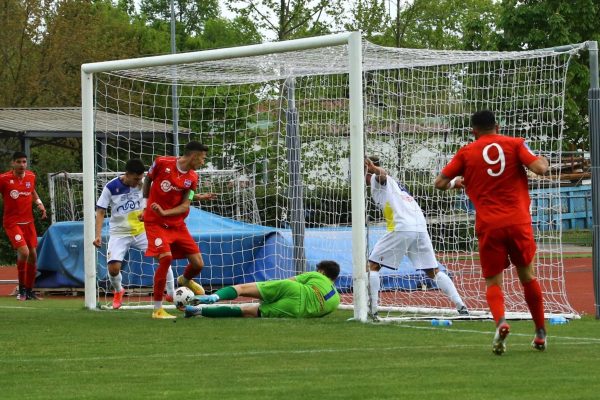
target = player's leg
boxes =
[23,223,41,300]
[145,224,176,318]
[368,231,407,319]
[106,236,133,309]
[509,224,546,351]
[175,227,205,295]
[185,303,260,318]
[413,232,467,314]
[16,245,29,300]
[479,227,512,355]
[135,232,175,301]
[5,224,29,300]
[190,282,263,305]
[368,261,381,318]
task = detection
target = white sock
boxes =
[369,270,380,314]
[166,266,175,297]
[434,271,464,309]
[154,301,163,310]
[109,272,122,293]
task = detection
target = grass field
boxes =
[1,298,599,399]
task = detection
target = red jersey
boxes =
[441,134,539,233]
[145,156,197,226]
[0,170,37,226]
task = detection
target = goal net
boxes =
[81,33,588,319]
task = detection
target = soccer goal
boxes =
[81,32,596,321]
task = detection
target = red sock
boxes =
[183,263,200,280]
[486,284,505,324]
[153,256,172,302]
[16,259,26,287]
[25,262,37,289]
[523,279,545,330]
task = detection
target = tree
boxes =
[226,0,343,41]
[139,0,220,37]
[0,0,45,107]
[499,0,600,149]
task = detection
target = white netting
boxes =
[85,38,586,316]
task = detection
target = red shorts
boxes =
[4,223,38,249]
[477,224,536,278]
[144,222,200,259]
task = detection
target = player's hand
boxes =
[93,237,102,248]
[452,176,465,190]
[194,193,217,201]
[37,203,47,219]
[138,209,145,222]
[151,202,166,216]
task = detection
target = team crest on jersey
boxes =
[10,190,19,199]
[14,234,22,242]
[25,182,31,188]
[165,168,171,173]
[160,180,172,192]
[184,179,192,188]
[9,180,14,184]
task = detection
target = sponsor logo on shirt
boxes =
[160,180,172,192]
[10,190,31,199]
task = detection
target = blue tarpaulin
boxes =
[36,207,444,290]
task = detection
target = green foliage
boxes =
[499,0,600,150]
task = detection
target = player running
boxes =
[93,159,175,309]
[435,109,549,355]
[184,260,340,319]
[365,156,468,319]
[0,151,47,300]
[142,141,209,319]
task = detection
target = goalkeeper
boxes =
[184,260,340,318]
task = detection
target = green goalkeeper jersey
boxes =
[295,271,340,317]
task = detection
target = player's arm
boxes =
[32,189,47,219]
[434,174,464,191]
[93,207,106,248]
[139,175,152,221]
[364,158,387,184]
[193,192,217,201]
[526,156,549,176]
[150,190,192,217]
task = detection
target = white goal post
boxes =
[81,32,369,318]
[81,31,593,321]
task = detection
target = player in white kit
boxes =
[365,156,468,319]
[93,159,174,309]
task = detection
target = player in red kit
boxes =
[434,110,549,355]
[0,152,47,300]
[141,141,209,319]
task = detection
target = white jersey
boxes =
[96,177,145,237]
[370,174,427,233]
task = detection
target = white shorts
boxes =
[368,230,437,270]
[107,233,148,263]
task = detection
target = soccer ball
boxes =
[173,286,195,309]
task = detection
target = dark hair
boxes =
[12,151,27,161]
[184,141,209,155]
[125,159,145,175]
[316,260,340,281]
[367,155,380,167]
[471,110,496,132]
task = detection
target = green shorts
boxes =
[256,279,302,318]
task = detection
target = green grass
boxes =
[1,299,599,399]
[561,229,593,246]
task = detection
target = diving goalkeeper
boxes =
[184,260,340,318]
